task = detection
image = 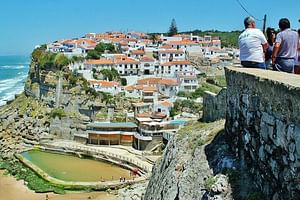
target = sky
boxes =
[0,0,299,55]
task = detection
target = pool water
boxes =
[21,150,131,182]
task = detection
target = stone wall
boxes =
[225,67,300,199]
[202,88,227,122]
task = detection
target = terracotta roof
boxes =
[160,100,173,108]
[114,57,139,64]
[158,79,178,86]
[137,78,162,85]
[158,49,184,54]
[125,85,157,92]
[86,59,114,65]
[161,60,191,66]
[167,40,198,45]
[152,112,167,119]
[136,112,152,118]
[130,50,145,55]
[88,80,119,87]
[140,56,155,62]
[125,85,135,91]
[160,44,173,49]
[142,86,157,92]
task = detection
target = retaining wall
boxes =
[202,88,227,122]
[225,67,300,199]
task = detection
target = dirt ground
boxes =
[0,170,117,200]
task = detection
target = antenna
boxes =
[262,14,267,33]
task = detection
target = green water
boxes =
[21,150,131,182]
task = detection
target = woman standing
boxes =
[265,27,276,69]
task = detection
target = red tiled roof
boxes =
[158,79,178,86]
[158,49,184,54]
[160,100,173,108]
[140,56,155,62]
[86,59,114,65]
[161,60,191,66]
[114,57,139,64]
[137,78,162,85]
[88,80,119,87]
[130,50,145,55]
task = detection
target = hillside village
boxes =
[42,31,238,151]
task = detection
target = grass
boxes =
[204,176,216,191]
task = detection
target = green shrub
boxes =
[204,176,216,191]
[50,108,66,119]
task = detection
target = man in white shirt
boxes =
[239,17,268,69]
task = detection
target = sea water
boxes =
[0,55,30,106]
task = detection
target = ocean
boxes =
[0,55,30,106]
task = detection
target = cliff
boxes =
[144,120,249,200]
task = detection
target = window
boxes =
[162,54,166,57]
[125,64,127,69]
[130,64,133,69]
[175,54,178,57]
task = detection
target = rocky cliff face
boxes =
[0,94,51,158]
[144,120,243,200]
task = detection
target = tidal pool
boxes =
[21,150,131,182]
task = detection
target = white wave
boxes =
[0,75,27,94]
[0,80,25,106]
[0,65,28,70]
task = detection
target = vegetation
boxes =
[50,108,66,119]
[168,18,178,36]
[100,68,120,81]
[86,42,117,59]
[31,46,71,71]
[121,78,127,86]
[0,158,65,194]
[182,29,241,48]
[177,83,222,99]
[150,29,241,48]
[173,99,202,115]
[204,176,216,191]
[191,83,222,98]
[206,75,227,88]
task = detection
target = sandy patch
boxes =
[0,170,117,200]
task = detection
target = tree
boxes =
[168,18,178,36]
[149,34,158,44]
[86,50,100,59]
[54,54,69,70]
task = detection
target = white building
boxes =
[176,71,199,92]
[139,56,156,75]
[158,60,193,76]
[125,85,158,103]
[88,80,121,95]
[137,77,179,98]
[158,49,185,63]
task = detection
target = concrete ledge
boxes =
[226,66,300,89]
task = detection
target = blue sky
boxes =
[0,0,299,55]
